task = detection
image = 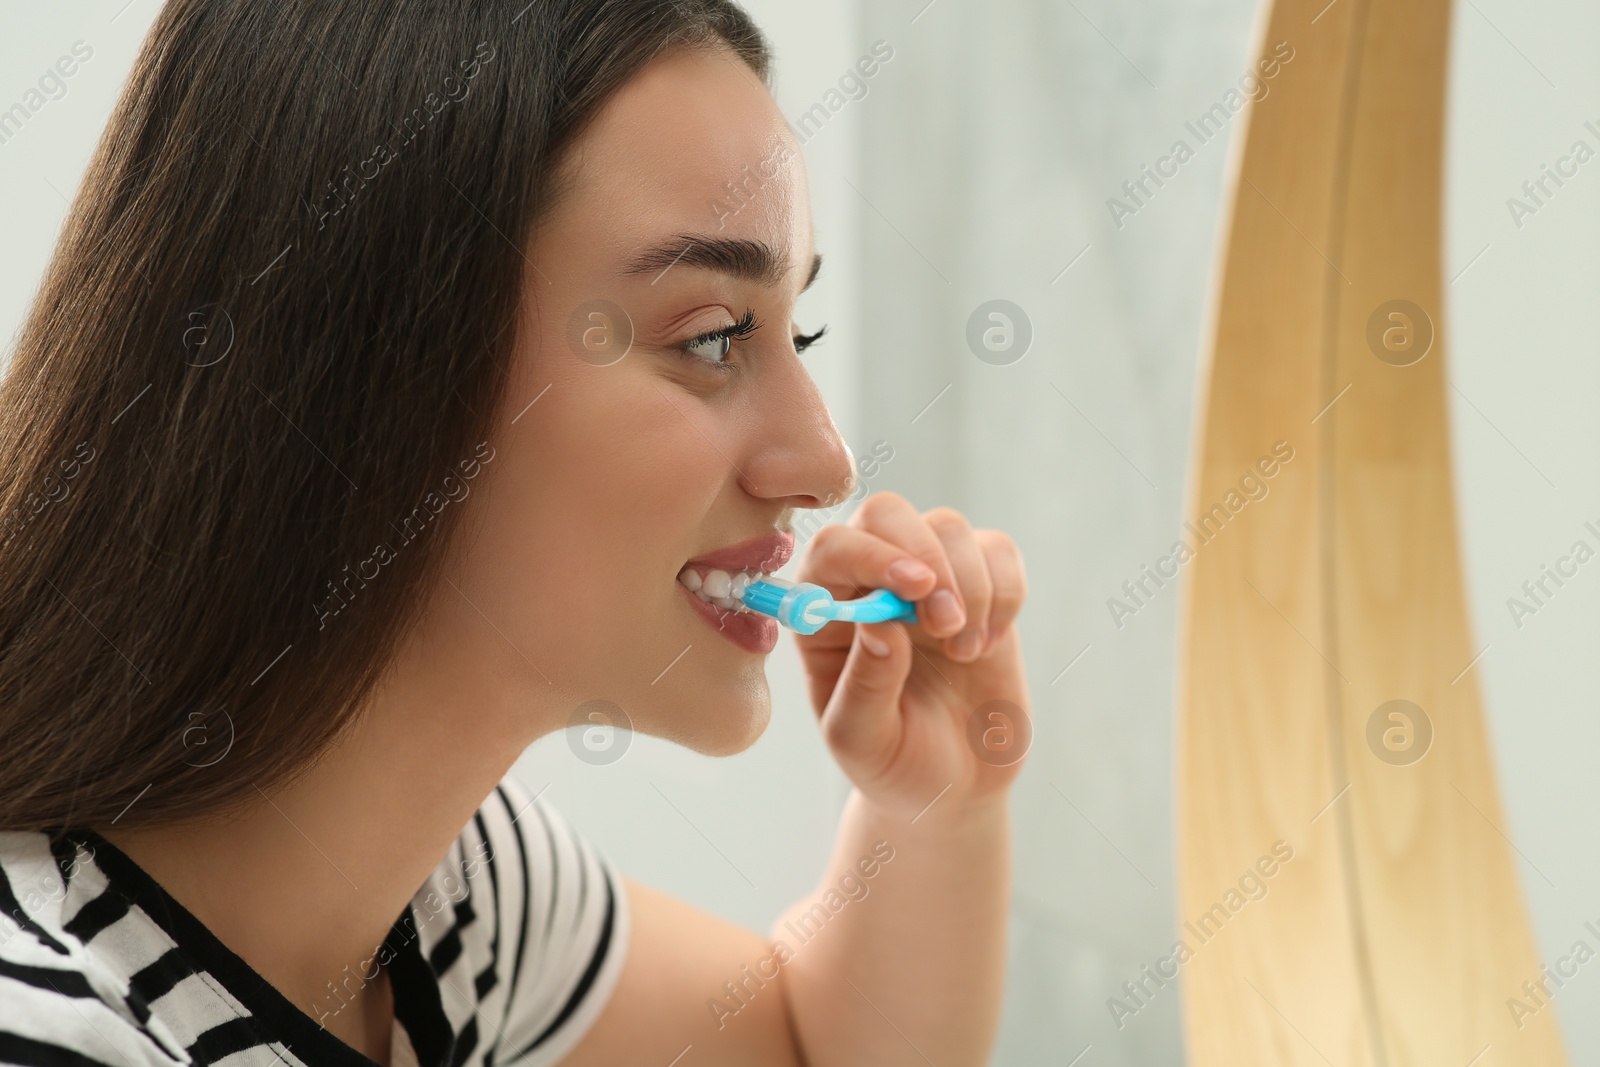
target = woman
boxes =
[0,2,1031,1065]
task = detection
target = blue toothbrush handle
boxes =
[830,587,919,626]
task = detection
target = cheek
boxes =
[466,365,728,664]
[538,372,725,544]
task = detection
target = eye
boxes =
[678,308,761,368]
[684,334,732,363]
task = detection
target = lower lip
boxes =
[677,581,779,654]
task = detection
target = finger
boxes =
[802,523,940,608]
[800,645,848,718]
[924,507,993,663]
[846,492,966,638]
[817,621,911,776]
[974,528,1027,655]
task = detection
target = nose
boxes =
[737,350,857,511]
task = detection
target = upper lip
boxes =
[684,530,795,574]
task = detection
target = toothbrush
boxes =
[737,575,918,636]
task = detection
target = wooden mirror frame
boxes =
[1175,0,1566,1061]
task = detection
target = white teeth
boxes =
[677,565,771,614]
[702,570,732,598]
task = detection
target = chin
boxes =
[645,667,772,756]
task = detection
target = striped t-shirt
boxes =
[0,776,630,1067]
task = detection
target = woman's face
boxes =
[448,44,855,755]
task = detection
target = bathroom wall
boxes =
[848,1,1259,1061]
[1447,0,1600,1053]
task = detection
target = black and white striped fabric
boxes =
[0,775,629,1066]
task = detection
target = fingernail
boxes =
[950,627,983,661]
[888,558,935,585]
[927,589,965,632]
[858,627,891,657]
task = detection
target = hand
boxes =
[793,492,1031,820]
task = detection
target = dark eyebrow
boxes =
[621,235,823,294]
[803,251,822,291]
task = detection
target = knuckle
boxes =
[856,490,907,525]
[978,529,1027,604]
[823,686,877,745]
[821,712,863,756]
[991,585,1024,616]
[809,523,847,554]
[923,506,970,536]
[977,527,1017,554]
[977,527,1022,569]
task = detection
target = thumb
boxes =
[819,621,912,766]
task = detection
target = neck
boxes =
[97,611,554,1051]
[322,960,394,1062]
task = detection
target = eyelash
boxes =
[679,308,760,368]
[677,309,829,367]
[794,325,827,353]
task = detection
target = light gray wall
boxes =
[0,5,150,353]
[3,2,1598,1065]
[1447,0,1600,1054]
[851,2,1257,1061]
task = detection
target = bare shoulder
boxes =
[556,877,804,1067]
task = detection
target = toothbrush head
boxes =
[738,576,834,635]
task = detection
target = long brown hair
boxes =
[0,0,769,833]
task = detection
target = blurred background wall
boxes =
[1446,0,1600,1057]
[2,1,1596,1063]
